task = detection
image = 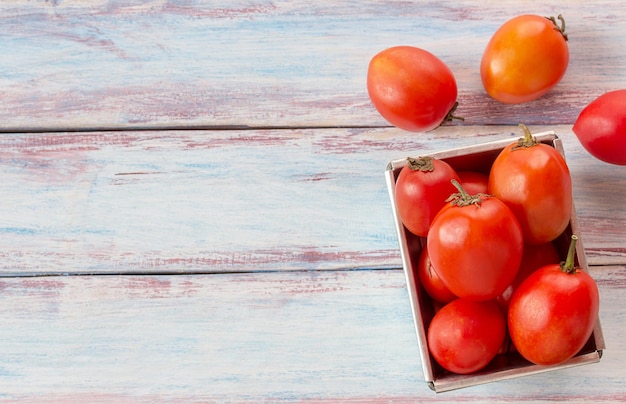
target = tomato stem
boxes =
[447,179,487,207]
[451,178,471,199]
[512,124,539,150]
[561,234,579,274]
[440,102,465,127]
[406,156,434,172]
[547,14,568,41]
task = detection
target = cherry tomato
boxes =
[488,125,572,244]
[496,242,561,311]
[508,236,599,365]
[367,46,458,132]
[427,298,506,374]
[427,180,524,301]
[394,156,460,237]
[457,171,489,195]
[417,245,457,304]
[481,14,569,104]
[573,89,626,165]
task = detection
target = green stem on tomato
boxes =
[447,179,486,207]
[513,123,539,150]
[547,14,568,41]
[561,234,579,274]
[451,179,471,200]
[440,102,465,127]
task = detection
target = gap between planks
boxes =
[0,265,405,279]
[0,124,394,135]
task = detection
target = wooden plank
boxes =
[1,1,626,130]
[1,3,624,402]
[0,267,623,401]
[1,125,624,276]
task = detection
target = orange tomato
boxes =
[481,14,569,104]
[488,125,572,244]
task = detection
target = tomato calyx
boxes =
[406,156,434,172]
[446,179,489,207]
[440,101,465,127]
[560,234,579,274]
[546,14,568,41]
[512,123,540,150]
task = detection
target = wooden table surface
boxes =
[1,1,625,402]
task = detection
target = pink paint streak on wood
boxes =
[0,125,624,276]
[1,2,626,130]
[1,2,625,401]
[0,267,624,400]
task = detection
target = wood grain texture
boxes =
[0,267,624,402]
[2,1,626,401]
[1,125,624,276]
[1,0,626,130]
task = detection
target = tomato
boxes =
[417,245,457,304]
[427,180,524,301]
[481,14,569,104]
[573,89,626,165]
[395,156,460,237]
[427,298,506,374]
[496,242,561,311]
[367,46,458,132]
[508,236,599,365]
[457,171,489,195]
[488,125,572,244]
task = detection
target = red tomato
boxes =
[427,181,524,301]
[573,89,626,165]
[488,125,572,244]
[508,236,599,365]
[428,298,506,374]
[367,46,458,132]
[481,14,569,104]
[395,156,460,237]
[417,245,457,304]
[457,171,489,195]
[496,242,561,311]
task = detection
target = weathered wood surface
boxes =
[1,266,624,402]
[2,0,626,401]
[1,0,626,130]
[1,125,625,276]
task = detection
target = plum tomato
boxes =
[488,125,572,244]
[367,46,459,132]
[417,244,457,304]
[457,171,489,195]
[395,156,460,237]
[427,180,524,301]
[481,14,569,104]
[427,298,506,374]
[508,236,600,365]
[573,89,626,165]
[496,242,561,311]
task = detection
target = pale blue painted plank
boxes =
[0,267,623,401]
[1,1,626,130]
[0,125,624,275]
[0,2,624,401]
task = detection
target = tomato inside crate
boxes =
[385,132,605,393]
